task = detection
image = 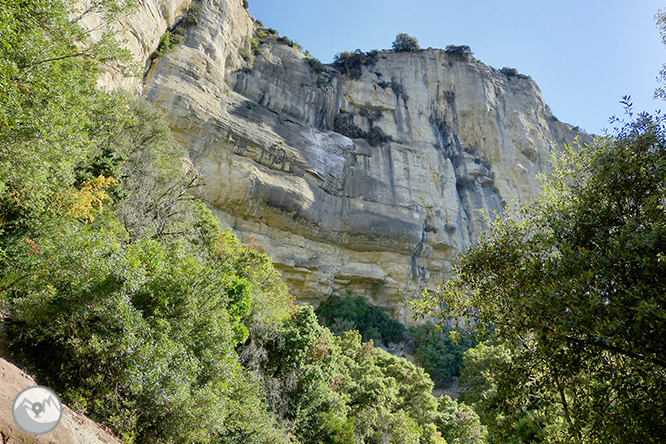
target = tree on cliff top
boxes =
[413,108,666,442]
[392,33,420,52]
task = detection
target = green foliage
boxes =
[335,331,446,444]
[333,49,379,80]
[1,87,293,441]
[445,45,474,61]
[0,0,133,236]
[215,371,291,443]
[414,110,666,442]
[259,305,350,440]
[408,322,476,388]
[305,55,326,74]
[239,37,255,71]
[437,396,487,444]
[365,126,394,146]
[458,342,565,444]
[154,2,200,57]
[334,114,393,146]
[276,35,302,51]
[316,294,405,344]
[0,2,295,438]
[391,80,407,99]
[655,9,666,100]
[3,228,249,442]
[393,33,420,52]
[249,22,303,61]
[500,67,528,80]
[157,30,184,56]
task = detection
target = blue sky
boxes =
[248,0,665,135]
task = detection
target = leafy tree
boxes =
[436,395,487,444]
[393,33,420,52]
[655,8,666,99]
[316,294,405,344]
[458,342,566,443]
[414,110,666,442]
[335,331,442,444]
[0,0,133,237]
[3,227,251,442]
[408,322,476,388]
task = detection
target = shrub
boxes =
[500,67,518,77]
[392,33,420,52]
[334,115,393,147]
[157,30,184,56]
[334,114,366,139]
[182,3,199,27]
[500,67,528,80]
[390,80,405,98]
[305,55,326,74]
[445,45,473,61]
[365,126,393,147]
[456,176,475,191]
[316,295,405,344]
[436,396,488,444]
[276,35,302,51]
[333,49,379,80]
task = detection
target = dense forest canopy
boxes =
[0,1,484,442]
[1,0,665,443]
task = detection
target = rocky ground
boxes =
[0,358,123,444]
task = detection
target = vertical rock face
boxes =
[119,0,589,322]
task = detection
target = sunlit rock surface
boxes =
[102,0,590,323]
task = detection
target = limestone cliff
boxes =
[104,0,590,322]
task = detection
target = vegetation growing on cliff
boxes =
[5,0,665,442]
[333,113,394,146]
[444,45,474,61]
[0,1,488,442]
[333,49,379,80]
[392,33,420,52]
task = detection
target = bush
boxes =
[334,114,366,139]
[392,33,420,52]
[436,396,488,444]
[276,35,302,51]
[500,67,518,77]
[500,67,528,80]
[156,30,184,56]
[333,49,379,80]
[365,126,393,147]
[334,115,393,147]
[316,295,405,344]
[445,45,473,61]
[305,55,326,74]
